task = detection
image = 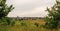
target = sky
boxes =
[7,0,56,17]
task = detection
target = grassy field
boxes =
[0,19,60,31]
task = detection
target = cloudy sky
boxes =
[7,0,56,17]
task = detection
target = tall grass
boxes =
[0,19,60,31]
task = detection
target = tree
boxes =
[0,0,14,25]
[44,0,60,29]
[0,0,14,19]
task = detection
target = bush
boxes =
[0,17,15,26]
[20,22,27,27]
[34,23,39,27]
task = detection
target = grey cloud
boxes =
[7,0,55,17]
[15,0,55,10]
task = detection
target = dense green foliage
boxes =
[0,0,14,26]
[0,0,14,19]
[44,0,60,29]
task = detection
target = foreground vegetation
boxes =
[0,19,60,31]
